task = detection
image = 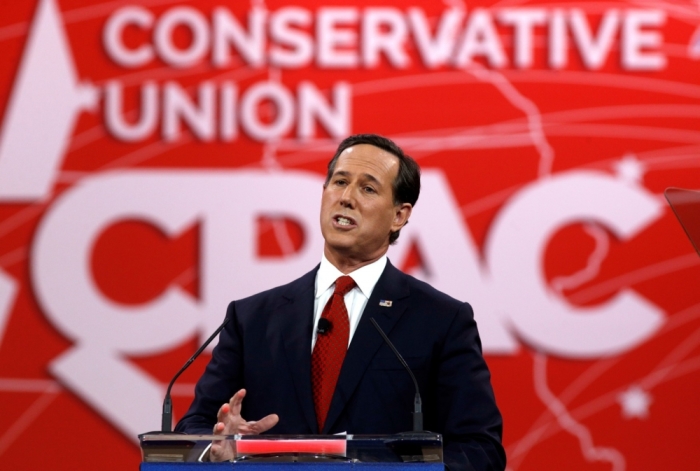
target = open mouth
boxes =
[335,215,355,226]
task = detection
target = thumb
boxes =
[249,414,279,434]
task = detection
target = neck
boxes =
[324,246,387,274]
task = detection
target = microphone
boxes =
[160,317,231,433]
[317,318,332,335]
[370,318,423,432]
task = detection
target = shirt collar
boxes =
[316,254,387,299]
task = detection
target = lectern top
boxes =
[139,433,443,464]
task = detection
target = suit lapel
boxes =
[322,261,410,433]
[279,268,319,433]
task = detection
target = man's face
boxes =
[320,144,412,268]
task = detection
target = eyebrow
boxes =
[333,170,382,186]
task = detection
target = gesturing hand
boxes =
[210,389,279,462]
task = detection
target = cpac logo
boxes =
[0,0,668,443]
[30,168,665,440]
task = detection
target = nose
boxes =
[339,184,355,208]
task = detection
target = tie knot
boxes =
[334,276,356,296]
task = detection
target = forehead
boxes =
[334,144,400,182]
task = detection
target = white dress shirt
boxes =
[311,254,387,351]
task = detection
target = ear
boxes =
[391,203,412,232]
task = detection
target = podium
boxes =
[139,433,444,471]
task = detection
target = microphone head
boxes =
[317,318,332,334]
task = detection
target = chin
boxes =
[325,237,358,253]
[327,238,355,251]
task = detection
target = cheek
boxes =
[320,193,333,212]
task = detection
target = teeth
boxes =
[337,217,352,226]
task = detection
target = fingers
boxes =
[229,389,246,416]
[216,403,229,424]
[212,421,226,435]
[210,441,234,462]
[214,389,279,437]
[252,414,279,433]
[233,418,278,435]
[215,389,246,432]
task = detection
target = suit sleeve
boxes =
[174,301,243,434]
[436,302,506,471]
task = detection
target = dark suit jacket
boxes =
[176,261,505,471]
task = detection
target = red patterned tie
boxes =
[311,275,356,432]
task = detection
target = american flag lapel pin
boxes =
[379,300,393,307]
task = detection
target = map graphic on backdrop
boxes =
[1,0,699,470]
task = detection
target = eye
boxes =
[363,186,376,194]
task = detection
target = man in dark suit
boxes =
[175,134,506,471]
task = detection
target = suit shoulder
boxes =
[228,266,317,311]
[400,271,472,313]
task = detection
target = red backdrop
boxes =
[1,1,700,470]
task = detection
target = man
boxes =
[175,134,506,471]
